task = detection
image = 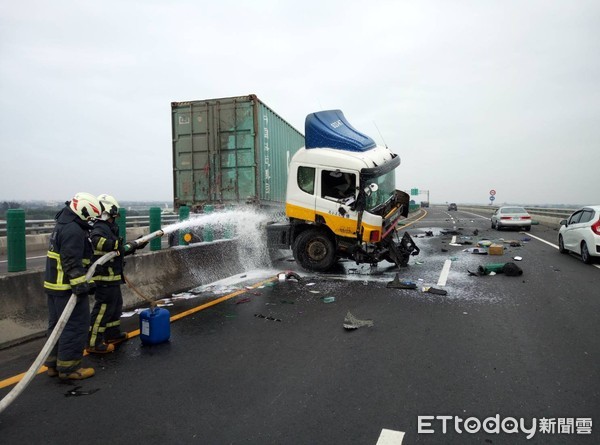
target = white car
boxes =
[558,205,600,264]
[491,206,532,231]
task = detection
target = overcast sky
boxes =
[1,0,598,206]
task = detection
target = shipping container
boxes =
[172,94,305,210]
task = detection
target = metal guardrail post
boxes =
[149,207,162,251]
[203,205,214,242]
[118,208,127,244]
[178,206,190,245]
[7,209,26,272]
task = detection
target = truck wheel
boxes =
[293,229,336,272]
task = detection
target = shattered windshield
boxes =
[365,170,396,210]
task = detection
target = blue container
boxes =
[140,307,171,345]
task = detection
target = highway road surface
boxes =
[1,207,598,444]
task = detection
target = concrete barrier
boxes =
[0,239,251,349]
[0,228,149,256]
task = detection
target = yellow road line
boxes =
[398,209,428,230]
[0,276,278,390]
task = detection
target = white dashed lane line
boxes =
[437,259,452,286]
[376,429,405,444]
[524,232,600,270]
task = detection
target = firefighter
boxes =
[87,194,147,354]
[44,192,101,380]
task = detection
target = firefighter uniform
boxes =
[88,218,126,348]
[44,207,94,374]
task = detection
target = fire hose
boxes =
[0,229,164,415]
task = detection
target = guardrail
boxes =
[453,205,576,220]
[0,215,179,236]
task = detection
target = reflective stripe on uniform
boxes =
[94,274,122,282]
[89,303,108,346]
[46,251,65,287]
[57,359,82,369]
[69,274,87,286]
[106,320,121,328]
[43,281,71,291]
[96,237,107,251]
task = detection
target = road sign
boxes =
[489,196,496,201]
[411,188,419,196]
[489,189,496,196]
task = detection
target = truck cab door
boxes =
[285,165,317,221]
[315,169,359,238]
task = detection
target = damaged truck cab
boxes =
[267,110,419,271]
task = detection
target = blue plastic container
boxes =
[140,307,171,345]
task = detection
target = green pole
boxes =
[203,205,214,242]
[149,207,162,251]
[178,206,190,245]
[7,209,26,272]
[117,207,127,244]
[224,205,235,239]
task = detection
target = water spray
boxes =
[0,229,166,415]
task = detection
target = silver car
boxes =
[491,206,532,231]
[558,205,600,264]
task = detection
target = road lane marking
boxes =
[461,211,490,220]
[376,429,405,444]
[437,260,452,286]
[522,232,559,249]
[0,275,278,390]
[522,232,600,270]
[397,209,428,230]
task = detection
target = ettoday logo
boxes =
[418,415,593,440]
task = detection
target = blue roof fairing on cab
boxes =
[305,110,377,152]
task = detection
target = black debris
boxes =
[254,313,282,322]
[425,287,448,296]
[65,386,100,397]
[386,273,417,289]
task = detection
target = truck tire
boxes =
[293,228,336,272]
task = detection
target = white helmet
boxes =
[97,194,120,219]
[69,192,102,221]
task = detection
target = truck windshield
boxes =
[365,170,395,210]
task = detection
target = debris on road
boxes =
[463,248,488,255]
[476,262,523,276]
[322,296,335,303]
[65,387,100,397]
[513,256,523,261]
[386,273,417,289]
[343,311,374,330]
[278,271,301,282]
[254,313,282,322]
[502,262,523,276]
[422,286,448,296]
[488,244,505,255]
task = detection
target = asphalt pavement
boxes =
[1,207,598,444]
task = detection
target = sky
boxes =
[1,0,599,206]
